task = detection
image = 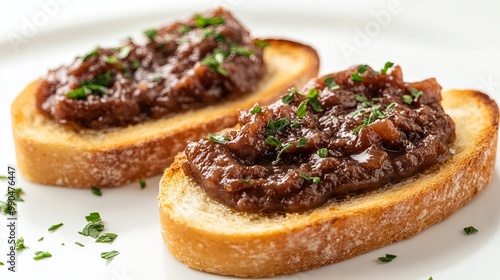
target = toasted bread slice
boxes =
[158,90,498,277]
[11,39,319,188]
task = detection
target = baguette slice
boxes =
[159,89,499,277]
[11,39,319,188]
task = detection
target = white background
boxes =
[0,0,499,279]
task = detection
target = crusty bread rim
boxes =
[11,39,319,188]
[159,89,498,277]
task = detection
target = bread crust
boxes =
[158,90,498,277]
[11,39,319,188]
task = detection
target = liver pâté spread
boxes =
[36,8,265,129]
[183,64,456,213]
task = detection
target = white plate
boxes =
[1,1,499,279]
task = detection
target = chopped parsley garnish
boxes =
[33,251,52,260]
[118,46,131,59]
[317,148,328,158]
[324,77,340,90]
[131,60,141,70]
[254,40,270,48]
[201,49,229,76]
[265,136,282,147]
[38,237,44,242]
[276,144,292,163]
[239,179,251,183]
[178,24,192,34]
[352,104,393,134]
[66,71,113,99]
[409,88,424,102]
[95,233,118,243]
[101,250,120,260]
[75,242,85,247]
[290,121,302,128]
[306,88,323,112]
[8,188,24,202]
[250,105,262,114]
[15,237,28,251]
[351,64,369,82]
[208,133,229,144]
[296,100,308,118]
[143,28,158,40]
[463,226,478,235]
[402,95,413,105]
[101,55,118,64]
[91,187,102,196]
[386,102,396,110]
[230,44,254,56]
[300,173,320,185]
[81,47,99,61]
[381,61,394,74]
[378,254,397,263]
[201,28,226,42]
[282,88,298,104]
[296,138,308,147]
[48,223,64,232]
[79,212,104,238]
[266,118,290,135]
[139,179,146,189]
[194,15,225,28]
[355,94,370,108]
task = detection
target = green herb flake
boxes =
[178,25,192,34]
[239,179,251,184]
[147,72,163,82]
[131,60,141,70]
[324,77,340,90]
[409,87,424,102]
[378,254,397,263]
[208,133,229,144]
[276,144,292,163]
[351,72,363,82]
[463,226,478,235]
[95,233,118,243]
[381,61,394,74]
[296,100,308,118]
[91,187,102,196]
[81,47,99,61]
[201,28,226,42]
[139,179,146,189]
[317,148,328,158]
[194,15,225,28]
[296,138,308,148]
[118,46,131,59]
[402,95,413,105]
[250,105,262,114]
[66,87,88,99]
[0,175,7,180]
[61,243,65,246]
[33,251,52,260]
[143,28,158,40]
[48,223,64,232]
[266,118,290,135]
[357,64,368,74]
[300,173,320,185]
[0,262,4,266]
[282,88,297,104]
[101,55,118,64]
[201,49,228,76]
[355,94,371,107]
[15,237,28,251]
[386,102,396,110]
[254,40,270,48]
[290,121,302,128]
[75,242,85,247]
[230,44,254,56]
[85,212,101,223]
[265,136,282,147]
[38,237,44,242]
[101,250,120,260]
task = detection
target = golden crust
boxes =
[11,39,319,188]
[158,90,498,277]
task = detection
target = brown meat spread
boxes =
[183,65,456,213]
[36,8,265,129]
